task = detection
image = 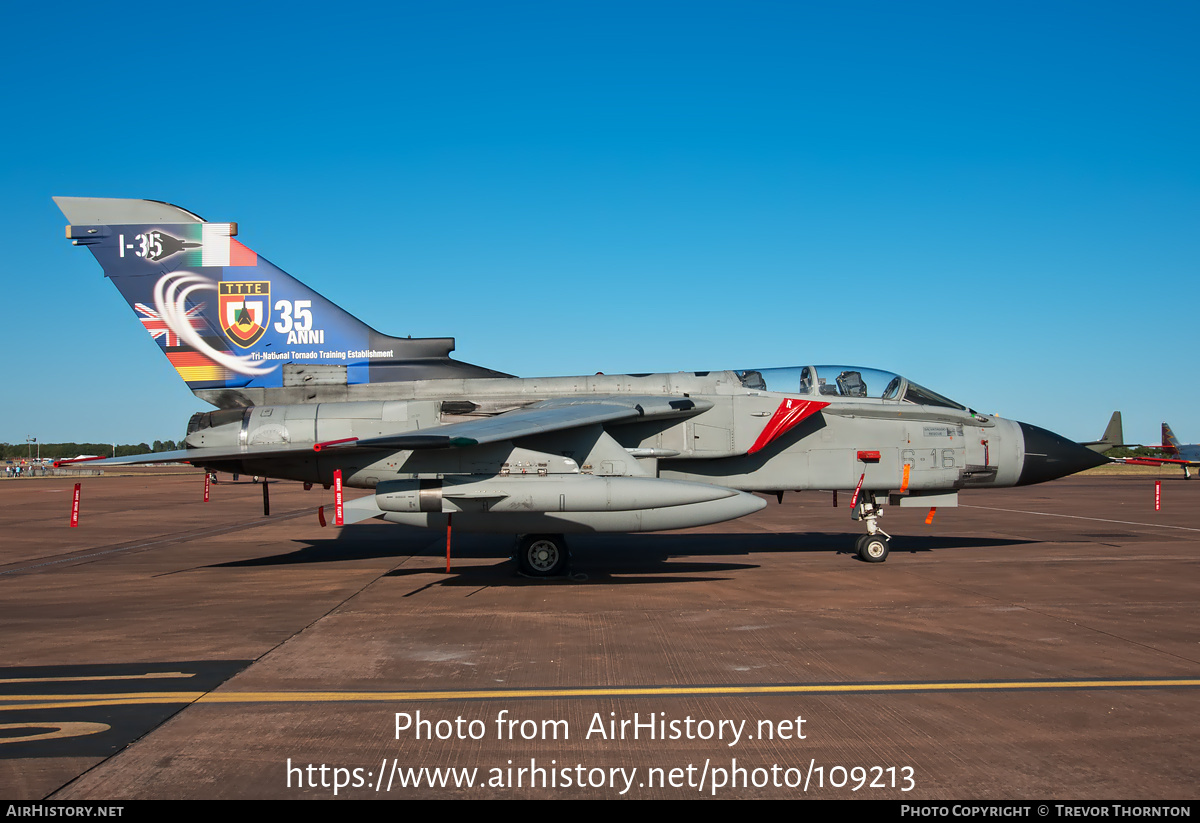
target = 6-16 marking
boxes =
[902,449,956,469]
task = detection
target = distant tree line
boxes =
[0,441,180,460]
[1104,446,1167,458]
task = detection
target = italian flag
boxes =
[180,223,258,268]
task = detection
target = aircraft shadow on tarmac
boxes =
[210,525,437,567]
[207,526,1032,584]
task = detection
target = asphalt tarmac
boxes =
[1,471,1197,799]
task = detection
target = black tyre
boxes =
[517,534,568,577]
[858,535,889,563]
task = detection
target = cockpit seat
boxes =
[836,370,867,397]
[741,370,767,391]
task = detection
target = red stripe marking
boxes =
[747,400,829,454]
[56,455,107,466]
[314,437,359,452]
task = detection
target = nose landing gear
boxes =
[854,533,890,562]
[852,495,891,563]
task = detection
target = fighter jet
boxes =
[1114,422,1200,479]
[53,196,1109,573]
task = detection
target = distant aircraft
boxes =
[1116,422,1200,479]
[1081,411,1125,454]
[53,196,1109,572]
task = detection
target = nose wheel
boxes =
[852,495,891,563]
[855,533,890,562]
[516,534,569,577]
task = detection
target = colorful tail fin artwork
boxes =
[54,197,508,408]
[1161,423,1181,456]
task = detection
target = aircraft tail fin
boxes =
[55,197,508,408]
[1083,411,1125,453]
[1162,422,1181,456]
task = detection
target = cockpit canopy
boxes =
[734,365,969,411]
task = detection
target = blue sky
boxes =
[2,1,1197,446]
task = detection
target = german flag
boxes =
[166,351,233,383]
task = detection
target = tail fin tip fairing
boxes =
[55,196,508,402]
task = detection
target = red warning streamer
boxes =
[849,473,866,510]
[334,469,344,526]
[70,483,81,528]
[204,472,210,503]
[1155,480,1161,512]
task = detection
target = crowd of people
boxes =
[4,461,52,478]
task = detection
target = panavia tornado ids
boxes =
[53,196,1108,574]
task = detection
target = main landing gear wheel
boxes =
[517,534,569,577]
[857,534,890,563]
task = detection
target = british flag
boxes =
[134,302,208,347]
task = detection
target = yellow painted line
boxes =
[1,679,1198,710]
[0,721,110,744]
[0,672,195,685]
[198,679,1200,701]
[0,698,203,711]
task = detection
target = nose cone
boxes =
[1016,422,1110,486]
